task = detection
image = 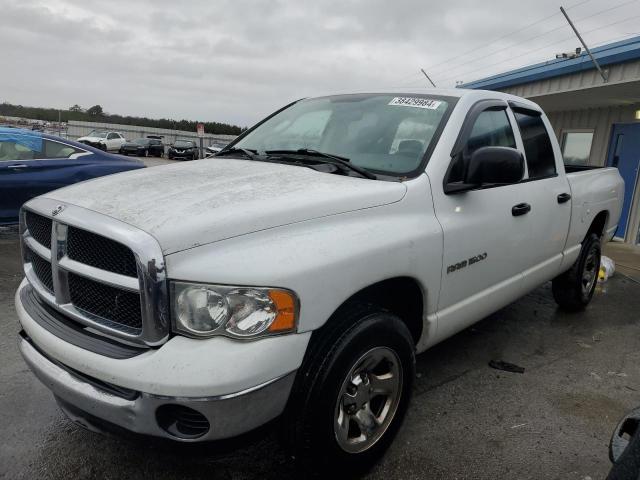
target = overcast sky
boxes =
[1,0,638,126]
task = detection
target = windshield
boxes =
[87,130,109,138]
[133,138,149,145]
[175,140,193,147]
[234,94,452,175]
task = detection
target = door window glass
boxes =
[0,139,40,161]
[44,140,83,159]
[107,133,117,140]
[448,109,516,183]
[514,112,556,179]
[561,131,593,166]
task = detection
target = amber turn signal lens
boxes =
[268,289,297,332]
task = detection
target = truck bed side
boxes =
[564,167,624,259]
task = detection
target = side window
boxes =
[107,133,117,140]
[0,139,41,161]
[448,109,516,183]
[44,140,83,159]
[513,111,556,179]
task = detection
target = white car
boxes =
[77,130,126,151]
[15,89,623,472]
[205,142,228,158]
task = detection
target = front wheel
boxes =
[281,303,415,474]
[552,233,601,311]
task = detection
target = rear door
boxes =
[509,104,572,289]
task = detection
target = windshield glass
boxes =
[133,138,149,145]
[175,140,193,147]
[88,130,108,138]
[234,94,451,175]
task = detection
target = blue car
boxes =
[0,128,145,224]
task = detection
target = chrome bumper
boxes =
[19,336,296,442]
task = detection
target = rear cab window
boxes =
[512,110,556,180]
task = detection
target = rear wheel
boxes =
[552,233,601,311]
[281,302,415,474]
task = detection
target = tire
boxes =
[552,232,601,311]
[281,302,415,474]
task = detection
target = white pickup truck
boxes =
[15,89,623,472]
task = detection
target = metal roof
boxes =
[460,35,640,90]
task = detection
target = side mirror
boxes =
[466,146,524,185]
[444,146,524,194]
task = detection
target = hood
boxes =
[78,136,105,142]
[43,158,407,254]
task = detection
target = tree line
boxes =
[0,102,246,135]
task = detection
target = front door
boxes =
[607,123,640,241]
[430,103,531,341]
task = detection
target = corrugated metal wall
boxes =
[67,120,237,146]
[546,104,638,166]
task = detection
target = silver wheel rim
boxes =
[334,346,402,453]
[582,247,598,296]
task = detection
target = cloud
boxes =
[1,0,638,126]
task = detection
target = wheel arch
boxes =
[586,210,609,241]
[323,276,425,345]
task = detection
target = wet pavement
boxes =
[1,162,639,478]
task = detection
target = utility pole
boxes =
[560,6,608,82]
[420,69,437,88]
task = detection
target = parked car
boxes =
[608,408,640,480]
[15,90,623,472]
[168,140,199,160]
[0,128,144,224]
[119,138,164,157]
[205,141,228,157]
[77,130,126,151]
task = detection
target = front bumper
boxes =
[80,140,106,149]
[169,150,195,158]
[19,335,295,441]
[15,279,310,441]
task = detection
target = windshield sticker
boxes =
[388,97,442,109]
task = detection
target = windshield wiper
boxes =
[265,148,377,180]
[215,147,260,160]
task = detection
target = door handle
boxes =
[8,164,29,170]
[557,192,571,204]
[512,203,531,216]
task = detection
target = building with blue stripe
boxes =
[462,35,640,245]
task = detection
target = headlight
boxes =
[171,282,298,339]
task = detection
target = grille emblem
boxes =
[51,205,65,216]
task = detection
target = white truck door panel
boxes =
[432,184,530,340]
[429,103,531,341]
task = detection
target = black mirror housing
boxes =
[465,146,524,185]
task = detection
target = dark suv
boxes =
[119,138,164,157]
[168,140,199,160]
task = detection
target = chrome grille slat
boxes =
[58,257,140,292]
[20,200,169,347]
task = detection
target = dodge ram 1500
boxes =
[15,89,623,471]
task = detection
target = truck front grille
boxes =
[25,246,54,293]
[25,210,52,248]
[20,204,168,346]
[67,226,138,277]
[68,273,142,333]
